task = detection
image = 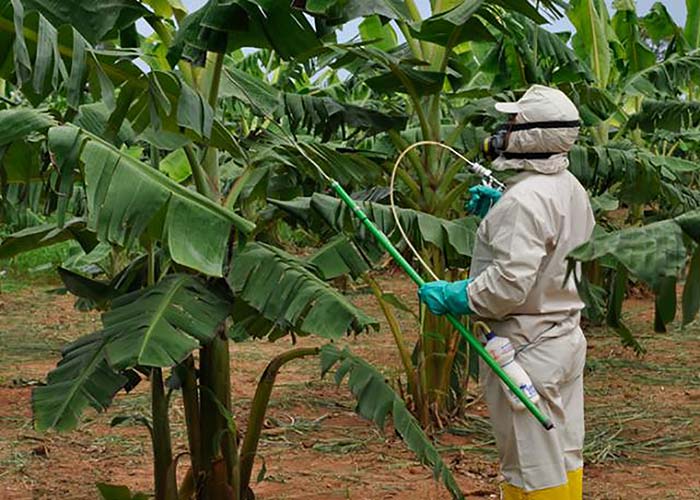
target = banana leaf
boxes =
[227,242,378,341]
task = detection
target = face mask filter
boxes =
[480,126,509,162]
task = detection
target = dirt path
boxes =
[0,275,698,499]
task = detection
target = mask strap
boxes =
[502,151,566,159]
[509,120,581,131]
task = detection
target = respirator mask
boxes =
[480,118,581,162]
[480,125,511,162]
[480,114,517,162]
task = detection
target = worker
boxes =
[418,85,595,499]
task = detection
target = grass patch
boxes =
[0,240,77,293]
[586,358,700,387]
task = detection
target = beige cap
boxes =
[494,84,579,122]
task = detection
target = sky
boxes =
[177,0,688,38]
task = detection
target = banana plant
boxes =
[562,0,700,343]
[249,0,573,426]
[0,1,470,499]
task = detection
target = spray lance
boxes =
[275,130,553,430]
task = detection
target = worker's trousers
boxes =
[482,326,586,495]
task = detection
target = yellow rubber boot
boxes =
[501,482,523,500]
[566,469,583,500]
[501,482,569,500]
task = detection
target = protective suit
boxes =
[469,85,595,499]
[419,85,595,499]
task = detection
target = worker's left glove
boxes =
[466,185,502,218]
[418,279,472,316]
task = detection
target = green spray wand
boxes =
[275,129,554,430]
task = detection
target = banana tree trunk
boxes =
[198,328,237,500]
[151,368,178,500]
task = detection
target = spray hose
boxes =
[278,131,553,430]
[389,141,505,280]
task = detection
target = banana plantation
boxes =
[0,0,699,499]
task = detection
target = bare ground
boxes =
[0,274,699,499]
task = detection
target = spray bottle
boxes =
[484,331,540,410]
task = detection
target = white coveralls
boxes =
[466,85,595,499]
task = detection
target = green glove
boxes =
[466,185,502,218]
[418,279,472,316]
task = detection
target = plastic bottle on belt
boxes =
[484,331,540,410]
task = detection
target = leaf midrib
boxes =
[79,128,255,232]
[49,336,110,429]
[137,275,186,363]
[586,0,603,84]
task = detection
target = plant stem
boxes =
[179,60,199,89]
[150,144,161,171]
[363,275,416,390]
[437,178,472,214]
[417,310,430,428]
[192,47,236,499]
[404,0,430,56]
[388,61,433,144]
[388,130,431,205]
[238,347,319,496]
[180,356,202,484]
[146,16,173,48]
[224,165,254,210]
[185,145,216,200]
[201,52,226,193]
[444,114,471,148]
[436,157,466,198]
[151,368,177,500]
[396,21,423,59]
[437,327,460,410]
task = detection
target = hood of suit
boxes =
[490,85,580,175]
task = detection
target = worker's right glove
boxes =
[466,185,502,218]
[418,279,472,316]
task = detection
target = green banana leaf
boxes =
[227,242,378,341]
[0,107,55,147]
[626,99,700,132]
[568,144,700,212]
[568,0,613,87]
[103,274,231,369]
[685,0,700,48]
[296,0,411,25]
[358,14,398,51]
[640,2,681,44]
[0,0,144,107]
[568,218,689,291]
[0,218,96,259]
[409,0,493,46]
[331,45,447,97]
[307,234,376,280]
[32,330,129,431]
[624,50,700,96]
[611,1,656,76]
[482,12,594,89]
[46,125,254,276]
[320,344,464,500]
[167,0,320,66]
[568,210,700,330]
[32,274,229,431]
[18,0,147,44]
[272,193,479,268]
[221,66,408,141]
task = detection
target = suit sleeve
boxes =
[467,195,554,319]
